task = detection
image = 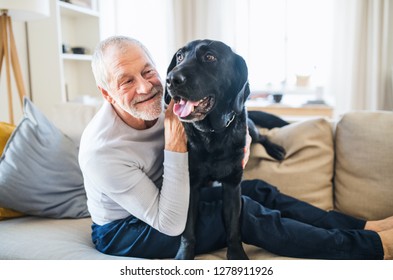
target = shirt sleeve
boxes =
[85,149,190,236]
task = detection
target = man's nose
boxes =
[136,77,153,94]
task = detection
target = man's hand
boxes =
[242,128,252,169]
[164,100,188,153]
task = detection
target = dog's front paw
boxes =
[175,246,196,260]
[227,246,249,260]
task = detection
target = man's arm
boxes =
[164,100,187,153]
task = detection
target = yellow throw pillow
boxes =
[0,122,15,155]
[0,207,24,220]
[0,122,25,219]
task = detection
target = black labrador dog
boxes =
[165,39,288,260]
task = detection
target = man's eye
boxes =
[205,54,217,62]
[176,52,184,63]
[144,69,156,78]
[121,79,133,86]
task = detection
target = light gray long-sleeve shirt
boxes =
[79,102,189,236]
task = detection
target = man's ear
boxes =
[99,86,115,104]
[164,52,178,106]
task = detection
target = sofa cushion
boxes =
[0,216,295,260]
[0,217,128,260]
[334,111,393,220]
[0,97,89,218]
[244,118,334,210]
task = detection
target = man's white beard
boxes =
[122,87,163,121]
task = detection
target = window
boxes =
[238,0,334,104]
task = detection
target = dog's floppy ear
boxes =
[164,53,178,106]
[232,54,250,114]
[233,82,250,114]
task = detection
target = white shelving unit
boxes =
[27,0,101,118]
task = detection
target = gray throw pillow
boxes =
[0,97,89,218]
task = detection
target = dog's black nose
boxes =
[167,72,186,88]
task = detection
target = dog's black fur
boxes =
[165,39,288,260]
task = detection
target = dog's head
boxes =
[165,39,250,132]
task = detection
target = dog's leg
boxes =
[175,186,199,260]
[222,182,249,260]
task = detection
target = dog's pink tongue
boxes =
[173,99,199,118]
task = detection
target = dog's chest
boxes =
[187,131,244,181]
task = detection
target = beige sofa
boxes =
[0,102,392,260]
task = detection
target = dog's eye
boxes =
[176,52,184,63]
[205,54,217,62]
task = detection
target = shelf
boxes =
[62,53,92,61]
[246,100,334,120]
[251,86,321,96]
[59,1,99,18]
[27,0,101,116]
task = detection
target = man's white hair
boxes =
[91,36,155,91]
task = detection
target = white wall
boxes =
[99,0,175,79]
[0,21,30,124]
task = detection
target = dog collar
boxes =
[209,81,249,133]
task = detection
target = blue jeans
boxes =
[91,179,384,259]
